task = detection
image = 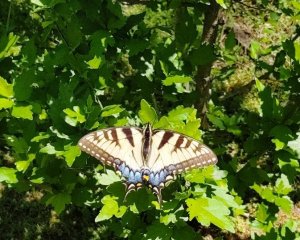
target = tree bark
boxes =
[195,0,220,128]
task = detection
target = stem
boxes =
[6,1,12,33]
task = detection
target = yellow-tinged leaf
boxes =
[0,167,18,183]
[0,77,14,98]
[96,195,119,222]
[87,55,102,69]
[15,154,35,172]
[11,105,33,120]
[0,98,14,109]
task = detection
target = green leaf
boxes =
[270,125,294,145]
[146,222,173,240]
[46,193,71,214]
[168,106,197,123]
[190,44,216,65]
[0,77,13,98]
[89,31,115,56]
[63,106,86,126]
[0,33,19,60]
[251,184,275,202]
[138,99,157,124]
[185,169,206,184]
[115,205,127,218]
[31,132,51,142]
[13,70,34,101]
[40,143,58,155]
[288,132,300,156]
[185,167,224,190]
[15,154,35,172]
[4,135,28,153]
[95,195,121,222]
[160,213,177,225]
[86,55,102,69]
[186,197,235,233]
[95,169,121,186]
[101,105,124,117]
[255,79,265,91]
[271,139,285,151]
[127,39,148,56]
[162,75,193,86]
[225,31,236,50]
[0,167,18,184]
[256,203,269,223]
[61,145,81,167]
[31,0,65,7]
[274,174,292,195]
[250,40,261,59]
[274,196,293,213]
[0,98,14,109]
[213,188,240,209]
[172,226,197,240]
[11,105,33,120]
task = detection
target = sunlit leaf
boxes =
[95,169,121,186]
[274,174,293,195]
[86,55,102,69]
[63,106,86,126]
[0,98,14,109]
[11,105,33,120]
[61,145,81,167]
[162,75,192,86]
[138,99,157,124]
[95,195,126,222]
[186,197,235,233]
[101,105,124,117]
[0,77,13,98]
[15,154,35,172]
[0,167,18,184]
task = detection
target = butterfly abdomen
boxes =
[142,123,153,162]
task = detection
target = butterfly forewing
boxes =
[78,127,144,170]
[147,130,217,173]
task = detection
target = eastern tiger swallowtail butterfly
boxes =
[78,123,217,204]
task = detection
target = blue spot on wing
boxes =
[122,166,130,178]
[149,169,171,186]
[117,162,142,184]
[128,170,135,182]
[118,162,126,172]
[134,171,142,183]
[149,172,163,186]
[159,170,166,180]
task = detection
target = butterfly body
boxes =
[78,123,217,203]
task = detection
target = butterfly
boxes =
[78,123,217,204]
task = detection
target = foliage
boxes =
[0,0,299,239]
